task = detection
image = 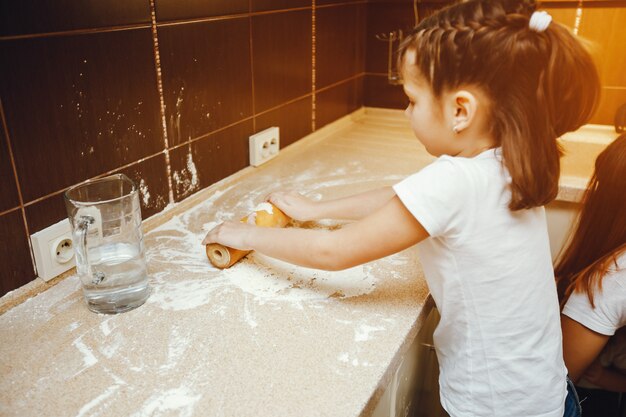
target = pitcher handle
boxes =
[76,216,105,285]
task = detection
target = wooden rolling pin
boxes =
[205,202,291,269]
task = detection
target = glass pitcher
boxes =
[64,174,150,314]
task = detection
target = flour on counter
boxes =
[243,295,258,328]
[100,318,113,336]
[130,386,201,417]
[142,171,417,311]
[253,202,273,214]
[147,216,213,275]
[75,385,120,417]
[160,327,191,372]
[99,333,122,359]
[147,272,232,311]
[146,208,379,310]
[355,324,386,342]
[0,112,430,417]
[337,351,374,368]
[73,336,98,373]
[222,254,377,302]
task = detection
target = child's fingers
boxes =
[202,221,253,250]
[266,192,290,210]
[202,222,223,245]
[266,191,286,204]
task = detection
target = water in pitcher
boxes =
[66,174,151,314]
[80,241,150,314]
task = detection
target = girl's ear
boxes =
[451,90,478,134]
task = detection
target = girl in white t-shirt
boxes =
[555,134,626,417]
[204,0,599,415]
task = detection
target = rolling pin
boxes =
[205,202,291,269]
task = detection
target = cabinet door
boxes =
[411,308,447,417]
[372,306,448,417]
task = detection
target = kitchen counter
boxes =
[0,107,597,416]
[0,108,435,417]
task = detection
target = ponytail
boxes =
[399,0,600,210]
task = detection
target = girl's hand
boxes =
[202,221,254,250]
[267,191,319,222]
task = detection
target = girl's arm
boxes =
[581,358,626,392]
[268,186,396,222]
[203,195,428,270]
[561,315,610,383]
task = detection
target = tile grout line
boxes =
[573,0,583,35]
[316,73,365,94]
[149,0,175,205]
[25,84,350,209]
[249,0,256,133]
[0,24,151,41]
[0,206,21,217]
[19,71,364,211]
[312,0,317,132]
[0,0,365,41]
[22,150,173,209]
[0,98,37,275]
[156,7,312,28]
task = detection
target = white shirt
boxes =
[393,148,566,417]
[562,253,626,389]
[562,253,626,336]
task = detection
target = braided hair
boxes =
[398,0,600,210]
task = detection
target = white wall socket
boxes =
[249,126,279,167]
[31,219,75,282]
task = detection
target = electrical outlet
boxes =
[31,219,75,281]
[249,126,279,167]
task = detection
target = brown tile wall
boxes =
[9,1,619,296]
[0,0,366,296]
[543,1,626,125]
[364,0,451,109]
[366,0,626,125]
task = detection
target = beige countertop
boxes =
[0,107,596,416]
[0,108,435,417]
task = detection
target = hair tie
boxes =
[529,11,552,32]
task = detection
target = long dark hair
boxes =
[555,134,626,307]
[398,0,600,210]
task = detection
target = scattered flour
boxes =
[253,202,273,214]
[337,351,373,368]
[100,318,113,336]
[99,333,122,359]
[139,179,151,206]
[160,327,190,372]
[144,190,382,310]
[72,337,98,374]
[172,149,199,198]
[222,253,377,302]
[75,385,120,417]
[246,201,274,224]
[130,386,201,417]
[0,164,418,417]
[355,324,386,342]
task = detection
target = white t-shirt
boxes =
[562,253,626,388]
[562,253,626,336]
[393,148,566,417]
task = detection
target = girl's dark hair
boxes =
[555,134,626,307]
[398,0,600,210]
